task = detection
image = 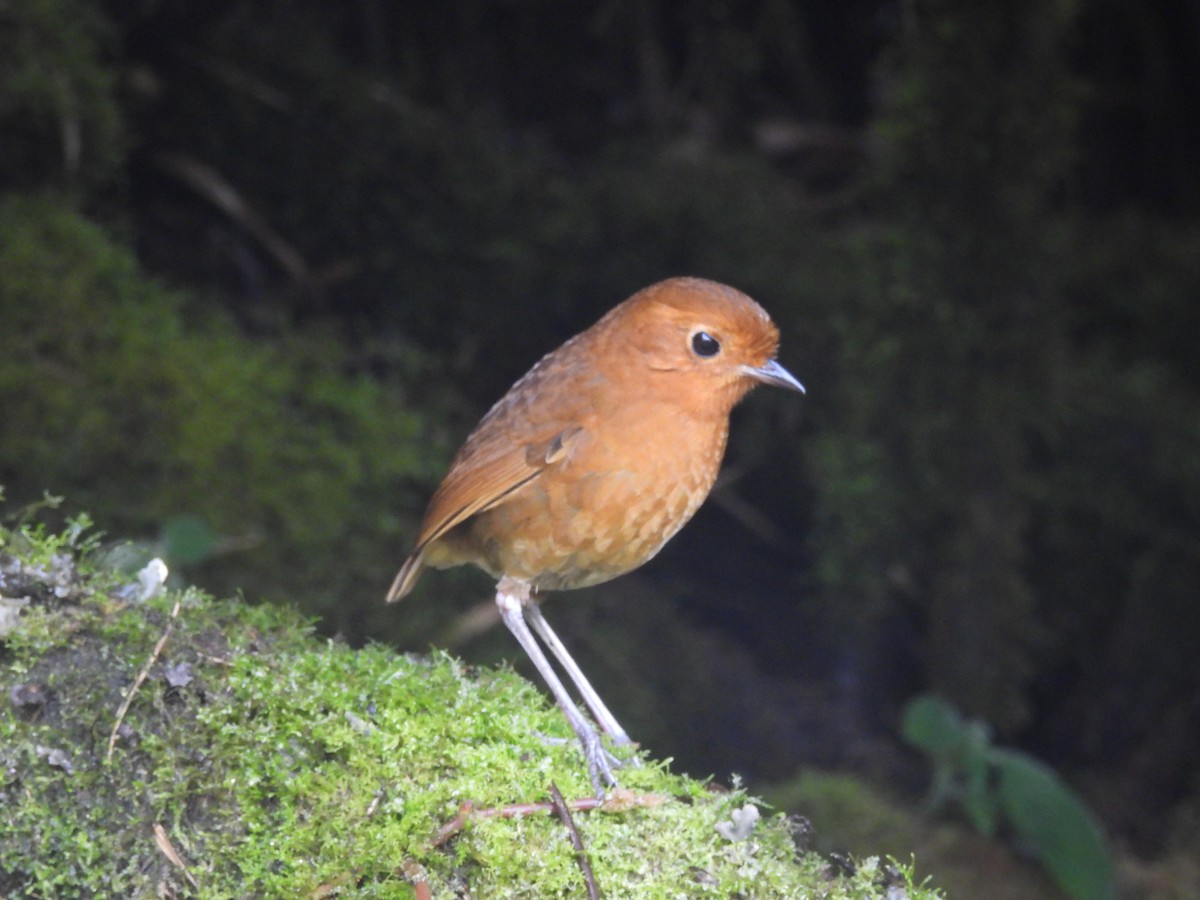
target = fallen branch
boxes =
[550,781,600,900]
[431,788,665,847]
[106,596,182,762]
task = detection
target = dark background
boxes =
[2,0,1198,889]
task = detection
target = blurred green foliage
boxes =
[801,1,1200,749]
[0,194,444,635]
[903,694,1116,900]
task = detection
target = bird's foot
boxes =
[535,725,634,794]
[575,722,622,799]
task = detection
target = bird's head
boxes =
[607,277,804,415]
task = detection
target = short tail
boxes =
[385,551,424,603]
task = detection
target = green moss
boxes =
[763,770,923,857]
[0,195,443,630]
[1,515,942,898]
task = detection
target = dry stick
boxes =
[310,872,352,899]
[156,153,310,286]
[430,789,665,847]
[710,462,787,548]
[106,596,182,762]
[432,796,603,848]
[152,822,199,890]
[399,861,433,900]
[364,788,386,818]
[550,782,601,900]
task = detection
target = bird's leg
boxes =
[495,576,618,797]
[524,600,632,746]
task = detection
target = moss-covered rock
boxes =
[0,513,942,898]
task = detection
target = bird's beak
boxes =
[745,358,806,393]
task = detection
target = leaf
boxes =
[900,694,965,758]
[961,722,998,836]
[990,748,1116,900]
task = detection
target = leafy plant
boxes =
[901,694,1115,900]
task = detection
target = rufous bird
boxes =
[387,276,804,795]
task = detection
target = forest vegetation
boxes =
[2,0,1198,895]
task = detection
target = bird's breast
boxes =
[464,406,730,590]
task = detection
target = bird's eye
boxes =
[691,331,721,358]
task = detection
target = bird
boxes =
[386,276,804,795]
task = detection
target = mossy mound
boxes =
[0,514,941,898]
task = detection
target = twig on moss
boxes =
[106,596,182,762]
[430,788,665,847]
[310,871,352,899]
[364,787,386,818]
[152,822,198,890]
[399,861,433,900]
[550,781,601,900]
[430,801,477,847]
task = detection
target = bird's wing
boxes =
[385,424,584,602]
[420,423,585,545]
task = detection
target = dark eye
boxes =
[691,331,721,358]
